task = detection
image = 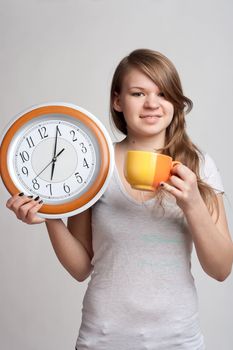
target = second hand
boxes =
[33,148,65,181]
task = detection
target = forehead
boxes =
[121,68,159,90]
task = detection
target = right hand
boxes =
[6,193,46,224]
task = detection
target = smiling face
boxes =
[113,68,174,147]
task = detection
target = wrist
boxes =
[181,194,206,216]
[45,218,63,226]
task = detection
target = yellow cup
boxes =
[124,150,181,191]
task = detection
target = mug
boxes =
[124,150,181,192]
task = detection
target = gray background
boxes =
[0,0,232,349]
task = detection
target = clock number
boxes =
[46,183,53,196]
[21,166,29,176]
[83,158,89,168]
[75,172,83,184]
[26,136,35,148]
[38,126,48,139]
[19,151,30,163]
[79,142,87,153]
[70,130,77,142]
[63,183,71,193]
[32,179,40,190]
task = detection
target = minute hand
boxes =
[33,148,65,180]
[53,126,59,158]
[50,126,59,180]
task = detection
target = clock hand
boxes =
[50,161,56,181]
[55,147,65,158]
[50,126,59,181]
[33,148,65,180]
[53,126,59,158]
[50,146,65,180]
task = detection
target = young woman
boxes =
[6,49,233,349]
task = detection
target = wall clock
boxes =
[0,102,114,218]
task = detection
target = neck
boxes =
[122,133,165,153]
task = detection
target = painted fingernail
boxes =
[34,196,40,201]
[38,200,43,204]
[27,195,33,198]
[18,192,24,196]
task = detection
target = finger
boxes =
[18,199,41,222]
[169,175,188,192]
[7,194,34,214]
[6,192,25,208]
[160,181,182,198]
[25,201,46,224]
[171,164,194,181]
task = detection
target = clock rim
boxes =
[0,102,114,217]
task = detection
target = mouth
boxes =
[139,115,162,119]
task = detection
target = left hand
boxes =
[160,164,203,212]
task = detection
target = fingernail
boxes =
[27,195,33,198]
[18,192,24,196]
[160,182,164,187]
[34,196,40,201]
[38,200,43,204]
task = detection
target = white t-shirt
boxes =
[199,153,224,194]
[75,151,223,350]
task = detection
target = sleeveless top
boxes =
[75,150,224,350]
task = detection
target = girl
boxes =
[6,49,233,349]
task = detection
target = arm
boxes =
[46,209,93,282]
[161,165,233,281]
[6,193,93,282]
[67,208,94,260]
[182,193,233,281]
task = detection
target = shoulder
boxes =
[199,151,224,194]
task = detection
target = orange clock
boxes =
[0,103,114,218]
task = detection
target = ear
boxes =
[113,92,122,112]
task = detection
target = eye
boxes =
[158,92,165,98]
[131,92,145,97]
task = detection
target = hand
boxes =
[160,164,203,212]
[51,126,59,181]
[6,193,45,224]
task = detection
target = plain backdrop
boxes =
[0,0,233,349]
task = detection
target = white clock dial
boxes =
[9,118,98,204]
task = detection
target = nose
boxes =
[144,94,160,109]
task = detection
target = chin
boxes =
[139,128,164,137]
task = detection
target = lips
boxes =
[140,115,162,118]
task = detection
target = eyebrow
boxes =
[128,86,146,90]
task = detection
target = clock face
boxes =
[0,103,114,218]
[13,118,97,202]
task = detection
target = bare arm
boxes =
[161,165,233,282]
[183,193,233,281]
[46,210,93,282]
[67,208,94,260]
[6,193,93,282]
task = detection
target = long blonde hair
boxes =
[110,49,219,217]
